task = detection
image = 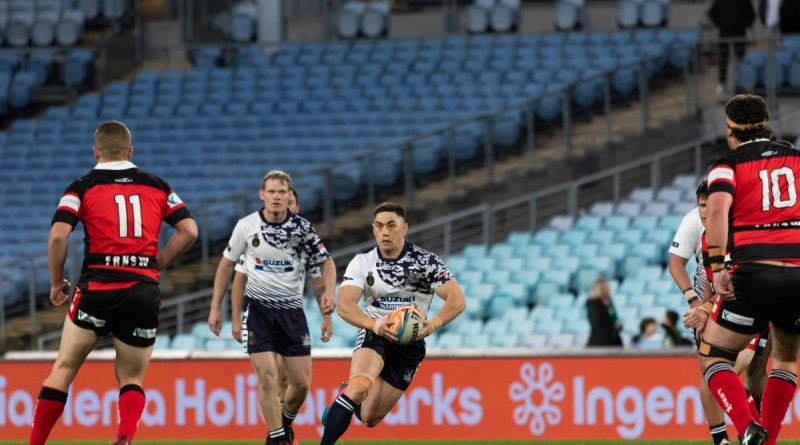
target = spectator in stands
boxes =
[633,318,665,349]
[709,0,755,94]
[661,310,693,347]
[585,278,623,347]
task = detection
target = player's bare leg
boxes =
[744,338,771,416]
[698,319,761,441]
[277,355,290,401]
[251,351,286,444]
[760,327,800,445]
[359,377,405,427]
[281,355,310,443]
[321,348,383,444]
[31,316,99,445]
[112,338,154,444]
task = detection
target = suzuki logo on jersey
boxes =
[253,259,294,273]
[373,296,414,310]
[167,192,183,208]
[105,255,151,268]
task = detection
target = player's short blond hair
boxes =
[262,170,292,189]
[94,121,132,159]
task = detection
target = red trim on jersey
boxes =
[68,287,83,320]
[747,332,762,351]
[86,281,139,291]
[709,295,723,323]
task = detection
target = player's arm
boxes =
[209,256,236,335]
[210,222,247,335]
[156,218,198,271]
[338,285,397,341]
[421,278,467,338]
[311,258,336,315]
[47,222,73,306]
[668,254,701,308]
[668,212,702,308]
[706,161,735,298]
[230,270,247,342]
[706,192,734,298]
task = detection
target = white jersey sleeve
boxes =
[668,208,702,261]
[233,255,246,274]
[341,254,366,289]
[222,219,248,262]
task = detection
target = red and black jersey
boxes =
[52,161,192,291]
[707,139,800,264]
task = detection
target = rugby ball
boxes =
[389,306,425,346]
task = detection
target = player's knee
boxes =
[345,374,374,404]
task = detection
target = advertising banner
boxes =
[2,355,799,440]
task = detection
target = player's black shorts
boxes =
[244,298,310,356]
[69,282,160,347]
[747,327,771,356]
[355,328,425,391]
[711,263,800,335]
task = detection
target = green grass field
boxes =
[0,440,800,445]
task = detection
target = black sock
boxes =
[266,427,286,445]
[281,405,297,429]
[321,394,357,445]
[709,422,728,445]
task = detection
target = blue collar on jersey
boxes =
[377,239,410,262]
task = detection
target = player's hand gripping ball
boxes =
[389,305,425,346]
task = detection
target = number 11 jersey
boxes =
[52,161,192,291]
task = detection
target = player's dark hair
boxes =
[94,121,132,159]
[374,202,406,220]
[289,185,299,205]
[695,180,708,200]
[725,94,774,142]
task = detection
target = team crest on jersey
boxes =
[366,271,374,286]
[252,235,260,247]
[248,331,255,346]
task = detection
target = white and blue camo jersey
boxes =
[340,241,452,319]
[223,210,330,309]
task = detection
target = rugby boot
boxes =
[739,421,768,445]
[321,381,348,425]
[112,437,131,445]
